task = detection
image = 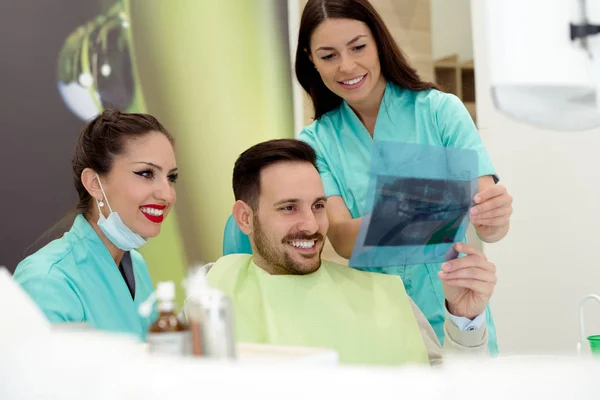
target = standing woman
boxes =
[14,109,178,340]
[296,0,512,353]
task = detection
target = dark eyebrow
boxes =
[346,35,367,46]
[133,162,178,173]
[316,35,367,52]
[273,197,328,207]
[274,198,299,207]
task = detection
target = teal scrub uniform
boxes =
[13,214,156,340]
[299,82,499,354]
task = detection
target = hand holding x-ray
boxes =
[438,243,497,319]
[470,184,513,239]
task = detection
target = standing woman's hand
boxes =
[471,177,513,243]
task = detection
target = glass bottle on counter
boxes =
[147,281,189,356]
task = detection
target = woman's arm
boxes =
[326,196,363,259]
[14,269,85,323]
[434,92,513,244]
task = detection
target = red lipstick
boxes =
[139,204,166,224]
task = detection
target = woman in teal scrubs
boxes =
[14,109,178,340]
[295,0,513,354]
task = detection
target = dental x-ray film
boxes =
[349,141,478,269]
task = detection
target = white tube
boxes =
[578,293,600,355]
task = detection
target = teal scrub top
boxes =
[13,214,156,340]
[299,83,497,217]
[299,82,499,354]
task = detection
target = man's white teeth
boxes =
[290,240,316,249]
[342,75,365,85]
[140,207,164,216]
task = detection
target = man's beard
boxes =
[253,214,324,275]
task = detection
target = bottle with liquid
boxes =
[147,281,190,356]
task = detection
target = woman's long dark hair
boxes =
[295,0,437,120]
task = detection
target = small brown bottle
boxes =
[147,281,189,356]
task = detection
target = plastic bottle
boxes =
[183,266,236,359]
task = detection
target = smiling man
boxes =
[207,139,497,366]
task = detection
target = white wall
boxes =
[430,0,473,61]
[471,0,600,355]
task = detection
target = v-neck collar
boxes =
[118,252,136,300]
[340,81,394,142]
[70,214,138,301]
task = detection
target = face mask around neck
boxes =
[95,174,147,251]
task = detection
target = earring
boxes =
[99,200,105,207]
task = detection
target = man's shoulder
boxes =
[207,254,253,281]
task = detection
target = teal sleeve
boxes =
[298,129,342,197]
[15,270,85,324]
[434,92,499,182]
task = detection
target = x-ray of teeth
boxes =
[364,176,471,247]
[350,141,479,269]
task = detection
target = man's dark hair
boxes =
[232,139,318,209]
